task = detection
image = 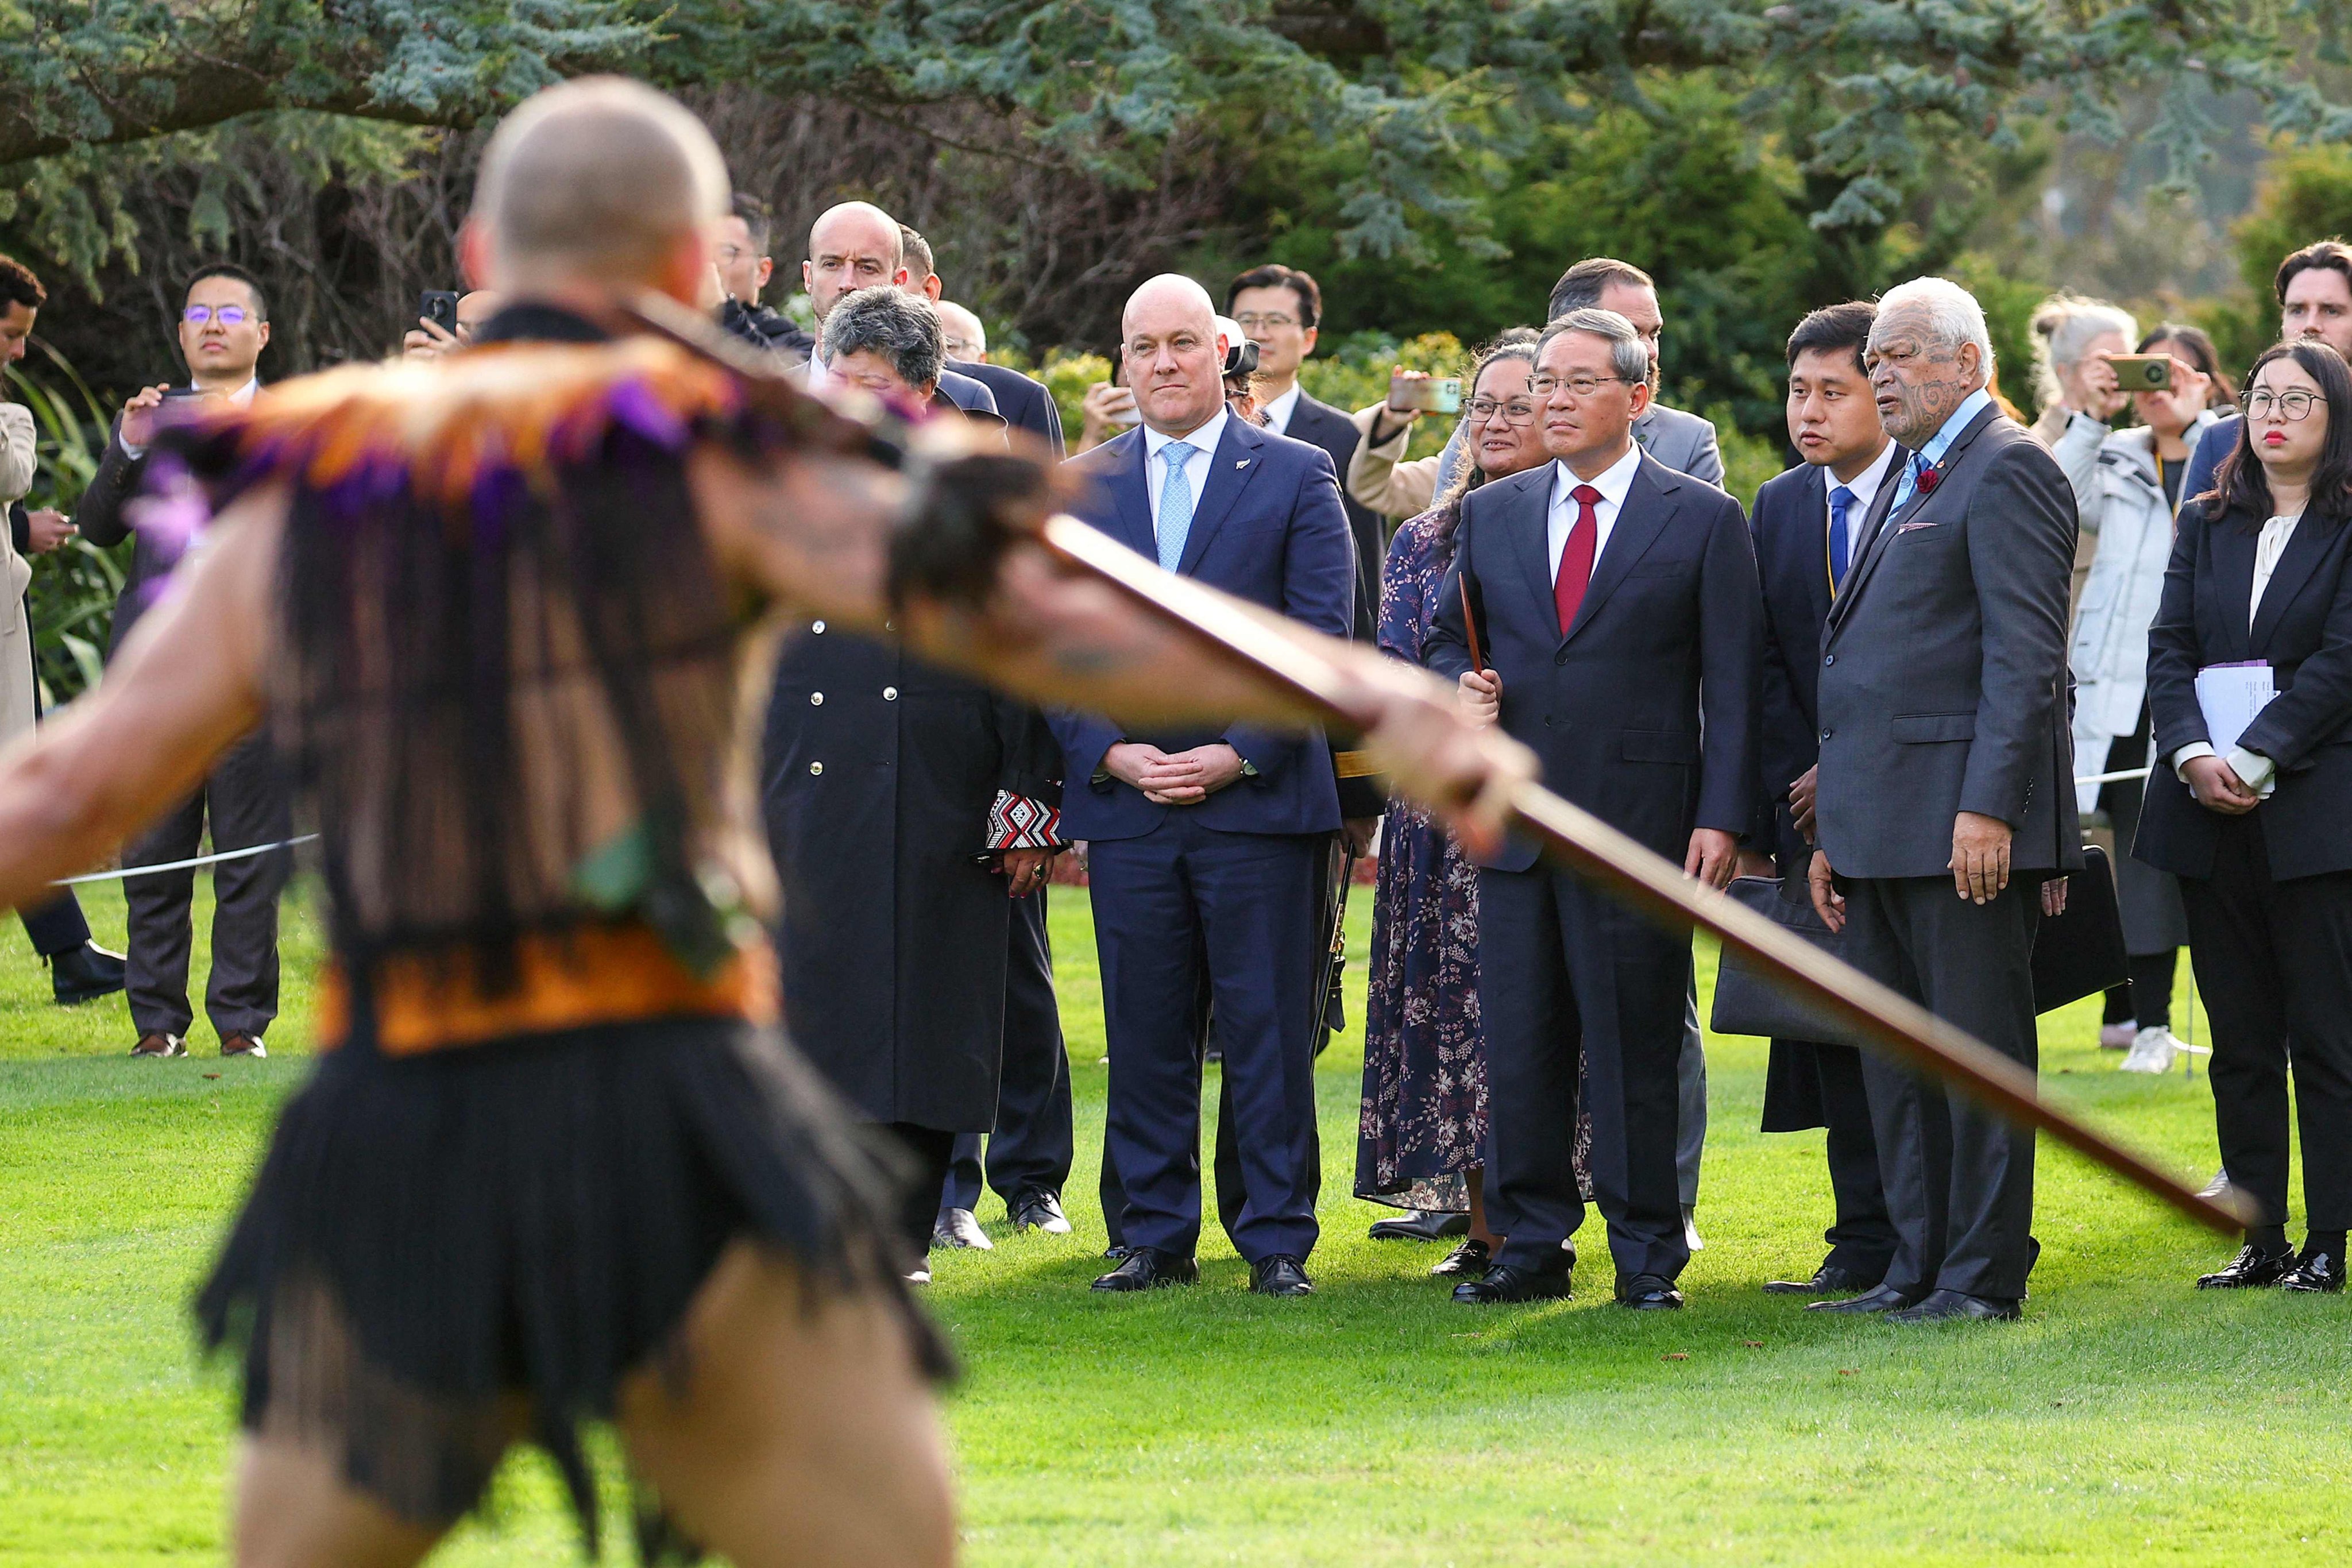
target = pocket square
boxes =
[1897,519,1939,534]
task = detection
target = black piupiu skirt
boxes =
[195,1015,950,1560]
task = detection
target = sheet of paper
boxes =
[2196,662,2277,754]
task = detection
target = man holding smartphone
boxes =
[77,262,292,1060]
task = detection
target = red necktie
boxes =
[1554,484,1601,634]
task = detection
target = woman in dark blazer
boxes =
[2138,339,2352,1293]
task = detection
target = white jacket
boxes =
[0,403,36,744]
[2068,410,2220,813]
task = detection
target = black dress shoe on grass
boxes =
[2280,1249,2345,1293]
[1368,1210,1470,1242]
[1884,1289,2021,1323]
[1430,1238,1492,1279]
[932,1207,992,1250]
[50,942,126,1005]
[1009,1190,1072,1234]
[1806,1284,1915,1315]
[1764,1262,1881,1296]
[2197,1244,2297,1289]
[1091,1247,1198,1291]
[1451,1263,1570,1304]
[1616,1273,1684,1310]
[1249,1255,1314,1296]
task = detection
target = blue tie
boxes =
[1828,484,1855,592]
[1156,441,1198,573]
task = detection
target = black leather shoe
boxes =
[1430,1238,1492,1279]
[1616,1273,1685,1310]
[1368,1210,1470,1242]
[1091,1247,1198,1291]
[1009,1190,1072,1234]
[1249,1254,1314,1296]
[1806,1284,1916,1315]
[932,1207,992,1250]
[1451,1263,1571,1304]
[49,942,126,1005]
[1764,1262,1882,1296]
[1884,1288,2021,1323]
[2196,1244,2296,1289]
[2280,1248,2346,1293]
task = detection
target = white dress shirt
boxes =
[1259,383,1302,437]
[2170,509,2303,796]
[1825,439,1899,550]
[118,377,259,459]
[1546,442,1644,581]
[1142,406,1229,531]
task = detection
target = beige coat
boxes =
[0,403,38,743]
[1346,403,1442,520]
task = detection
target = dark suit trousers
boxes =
[1813,1041,1898,1276]
[944,888,1075,1212]
[1478,866,1689,1281]
[1091,817,1323,1264]
[2180,812,2352,1232]
[121,734,291,1040]
[20,890,92,956]
[1844,875,2040,1301]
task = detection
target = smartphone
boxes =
[1107,361,1142,427]
[160,387,208,401]
[1390,372,1463,414]
[2104,354,2173,392]
[420,289,461,336]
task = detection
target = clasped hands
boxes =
[2183,754,2261,817]
[1104,740,1246,805]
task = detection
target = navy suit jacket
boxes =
[2178,413,2243,512]
[948,359,1065,458]
[1425,451,1763,872]
[1750,448,1908,862]
[1052,418,1355,840]
[2138,496,2352,882]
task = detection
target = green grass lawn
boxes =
[2,878,2346,1565]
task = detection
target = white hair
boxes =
[1875,276,1996,376]
[1537,307,1651,385]
[2029,292,2138,407]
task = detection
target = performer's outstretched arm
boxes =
[0,488,280,915]
[695,445,1533,858]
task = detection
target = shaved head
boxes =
[804,203,908,325]
[1123,274,1218,341]
[472,78,728,288]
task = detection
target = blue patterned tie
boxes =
[1828,484,1855,592]
[1156,441,1198,572]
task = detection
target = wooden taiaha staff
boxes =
[1037,515,2248,1238]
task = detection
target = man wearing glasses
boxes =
[77,262,292,1061]
[1425,307,1762,1309]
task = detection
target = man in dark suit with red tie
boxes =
[1749,302,1906,1297]
[1426,307,1762,1309]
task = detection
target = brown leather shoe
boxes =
[220,1033,269,1059]
[130,1032,187,1057]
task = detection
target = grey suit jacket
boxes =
[1814,404,2081,880]
[1436,399,1723,493]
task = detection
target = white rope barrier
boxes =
[49,835,319,887]
[2074,765,2154,787]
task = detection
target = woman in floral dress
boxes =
[1355,332,1581,1279]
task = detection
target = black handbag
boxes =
[1708,875,1875,1049]
[2031,844,2129,1014]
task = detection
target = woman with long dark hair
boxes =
[2071,324,2233,1071]
[1355,330,1570,1280]
[2138,338,2352,1292]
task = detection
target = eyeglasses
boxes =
[712,245,755,264]
[2246,388,2328,421]
[1231,312,1297,331]
[182,304,250,327]
[1526,374,1631,399]
[1466,397,1538,425]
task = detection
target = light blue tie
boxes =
[1156,441,1198,572]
